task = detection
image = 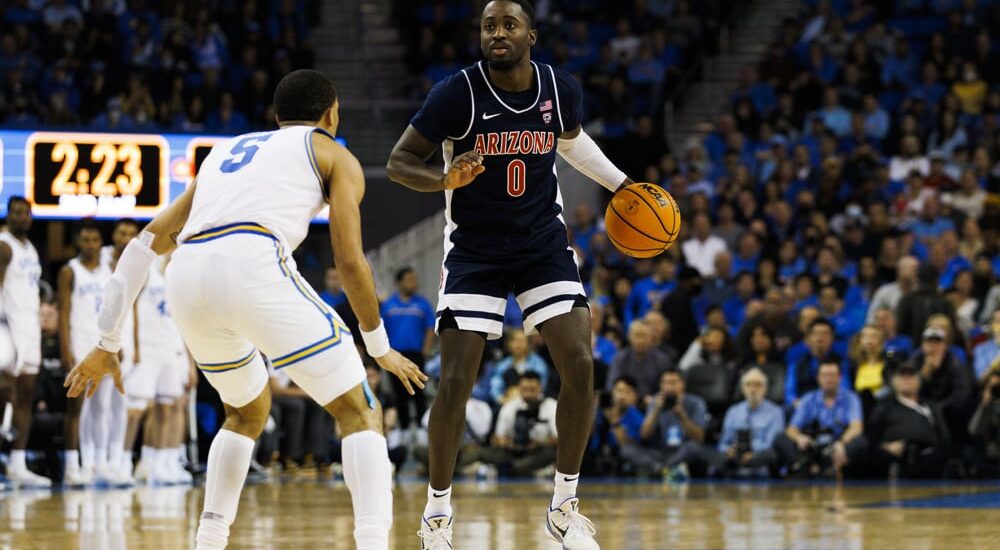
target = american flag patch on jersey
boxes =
[540,100,552,112]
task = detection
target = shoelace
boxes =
[417,525,454,549]
[559,509,597,538]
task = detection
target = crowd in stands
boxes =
[0,0,319,132]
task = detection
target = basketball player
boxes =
[66,69,426,550]
[57,219,110,487]
[131,255,192,484]
[0,196,50,487]
[386,2,632,548]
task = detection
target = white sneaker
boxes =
[7,466,52,489]
[417,514,454,549]
[63,467,92,488]
[546,497,600,550]
[169,461,193,484]
[110,463,135,487]
[133,459,148,482]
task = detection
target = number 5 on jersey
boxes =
[220,134,273,173]
[507,159,526,197]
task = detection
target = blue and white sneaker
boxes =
[418,514,454,549]
[545,497,600,550]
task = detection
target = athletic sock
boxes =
[65,450,81,473]
[552,471,580,509]
[424,483,453,519]
[342,430,393,550]
[195,429,254,550]
[10,449,26,472]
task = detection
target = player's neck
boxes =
[487,59,534,92]
[279,121,316,128]
[79,254,100,268]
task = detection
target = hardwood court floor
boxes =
[1,479,999,549]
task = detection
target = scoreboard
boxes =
[0,129,344,220]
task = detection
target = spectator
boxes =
[849,325,890,413]
[605,320,673,399]
[942,169,986,220]
[622,368,707,479]
[643,310,678,365]
[786,319,848,406]
[872,306,913,358]
[684,367,785,477]
[967,366,1000,477]
[722,272,757,330]
[868,364,951,478]
[775,360,867,477]
[734,325,786,405]
[268,364,332,472]
[702,251,734,308]
[380,267,435,429]
[318,265,346,309]
[951,62,987,116]
[973,310,1000,381]
[473,372,557,477]
[624,255,675,327]
[659,267,704,355]
[896,264,953,344]
[889,135,929,181]
[818,284,862,340]
[587,376,645,474]
[681,213,728,277]
[866,256,919,324]
[909,327,975,442]
[489,329,549,404]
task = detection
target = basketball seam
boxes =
[624,187,677,237]
[609,202,669,245]
[607,230,665,254]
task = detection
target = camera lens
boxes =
[991,384,1000,399]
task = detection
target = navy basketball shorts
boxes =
[436,246,587,340]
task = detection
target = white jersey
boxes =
[68,257,111,359]
[0,230,42,368]
[179,125,330,250]
[137,258,185,362]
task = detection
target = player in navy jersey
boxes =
[387,2,634,548]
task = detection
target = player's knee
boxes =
[224,397,271,439]
[435,374,473,410]
[328,391,382,436]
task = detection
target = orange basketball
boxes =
[604,183,681,258]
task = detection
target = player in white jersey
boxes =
[130,255,192,485]
[57,219,110,487]
[0,196,50,488]
[66,69,426,550]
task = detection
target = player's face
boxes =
[77,229,103,258]
[113,223,139,252]
[481,1,536,70]
[6,201,32,235]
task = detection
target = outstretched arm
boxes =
[386,125,484,193]
[557,125,633,193]
[66,182,197,398]
[317,134,427,394]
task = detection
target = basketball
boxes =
[604,183,681,258]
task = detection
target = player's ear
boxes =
[528,29,537,47]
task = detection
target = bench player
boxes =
[0,196,50,488]
[66,69,426,550]
[387,1,633,548]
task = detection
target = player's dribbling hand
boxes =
[375,349,429,395]
[442,151,485,190]
[64,347,125,399]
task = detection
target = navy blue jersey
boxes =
[410,61,583,260]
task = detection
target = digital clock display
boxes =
[25,132,169,217]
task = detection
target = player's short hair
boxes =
[7,196,28,212]
[274,69,338,123]
[114,218,140,230]
[395,266,415,283]
[74,218,101,237]
[484,0,536,28]
[519,370,542,383]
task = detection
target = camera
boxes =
[736,429,752,456]
[662,393,678,410]
[513,405,540,449]
[598,390,612,410]
[991,382,1000,400]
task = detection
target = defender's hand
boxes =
[64,347,124,398]
[375,349,428,395]
[442,151,485,190]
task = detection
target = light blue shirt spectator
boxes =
[973,339,1000,380]
[717,400,785,453]
[489,352,549,403]
[790,388,863,439]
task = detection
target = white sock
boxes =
[196,429,254,550]
[342,430,392,550]
[424,484,453,519]
[122,450,133,470]
[552,471,580,509]
[10,449,26,471]
[66,450,81,473]
[108,390,127,470]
